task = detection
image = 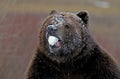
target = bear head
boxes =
[39,10,91,63]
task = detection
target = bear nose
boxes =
[47,25,57,31]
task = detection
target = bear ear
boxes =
[50,10,59,15]
[77,10,89,25]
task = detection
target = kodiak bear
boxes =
[25,10,120,79]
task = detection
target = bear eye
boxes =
[64,24,70,29]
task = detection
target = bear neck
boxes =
[36,41,102,73]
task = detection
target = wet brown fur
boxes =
[25,10,120,79]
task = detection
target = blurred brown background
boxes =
[0,0,120,79]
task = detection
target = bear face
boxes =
[39,10,90,62]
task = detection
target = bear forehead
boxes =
[48,12,82,23]
[43,12,82,28]
[52,12,82,21]
[44,11,85,29]
[46,12,82,27]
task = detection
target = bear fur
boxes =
[25,10,120,79]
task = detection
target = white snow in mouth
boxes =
[48,36,59,46]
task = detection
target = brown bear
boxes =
[25,10,120,79]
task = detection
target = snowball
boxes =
[48,36,59,46]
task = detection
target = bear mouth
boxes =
[48,35,61,48]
